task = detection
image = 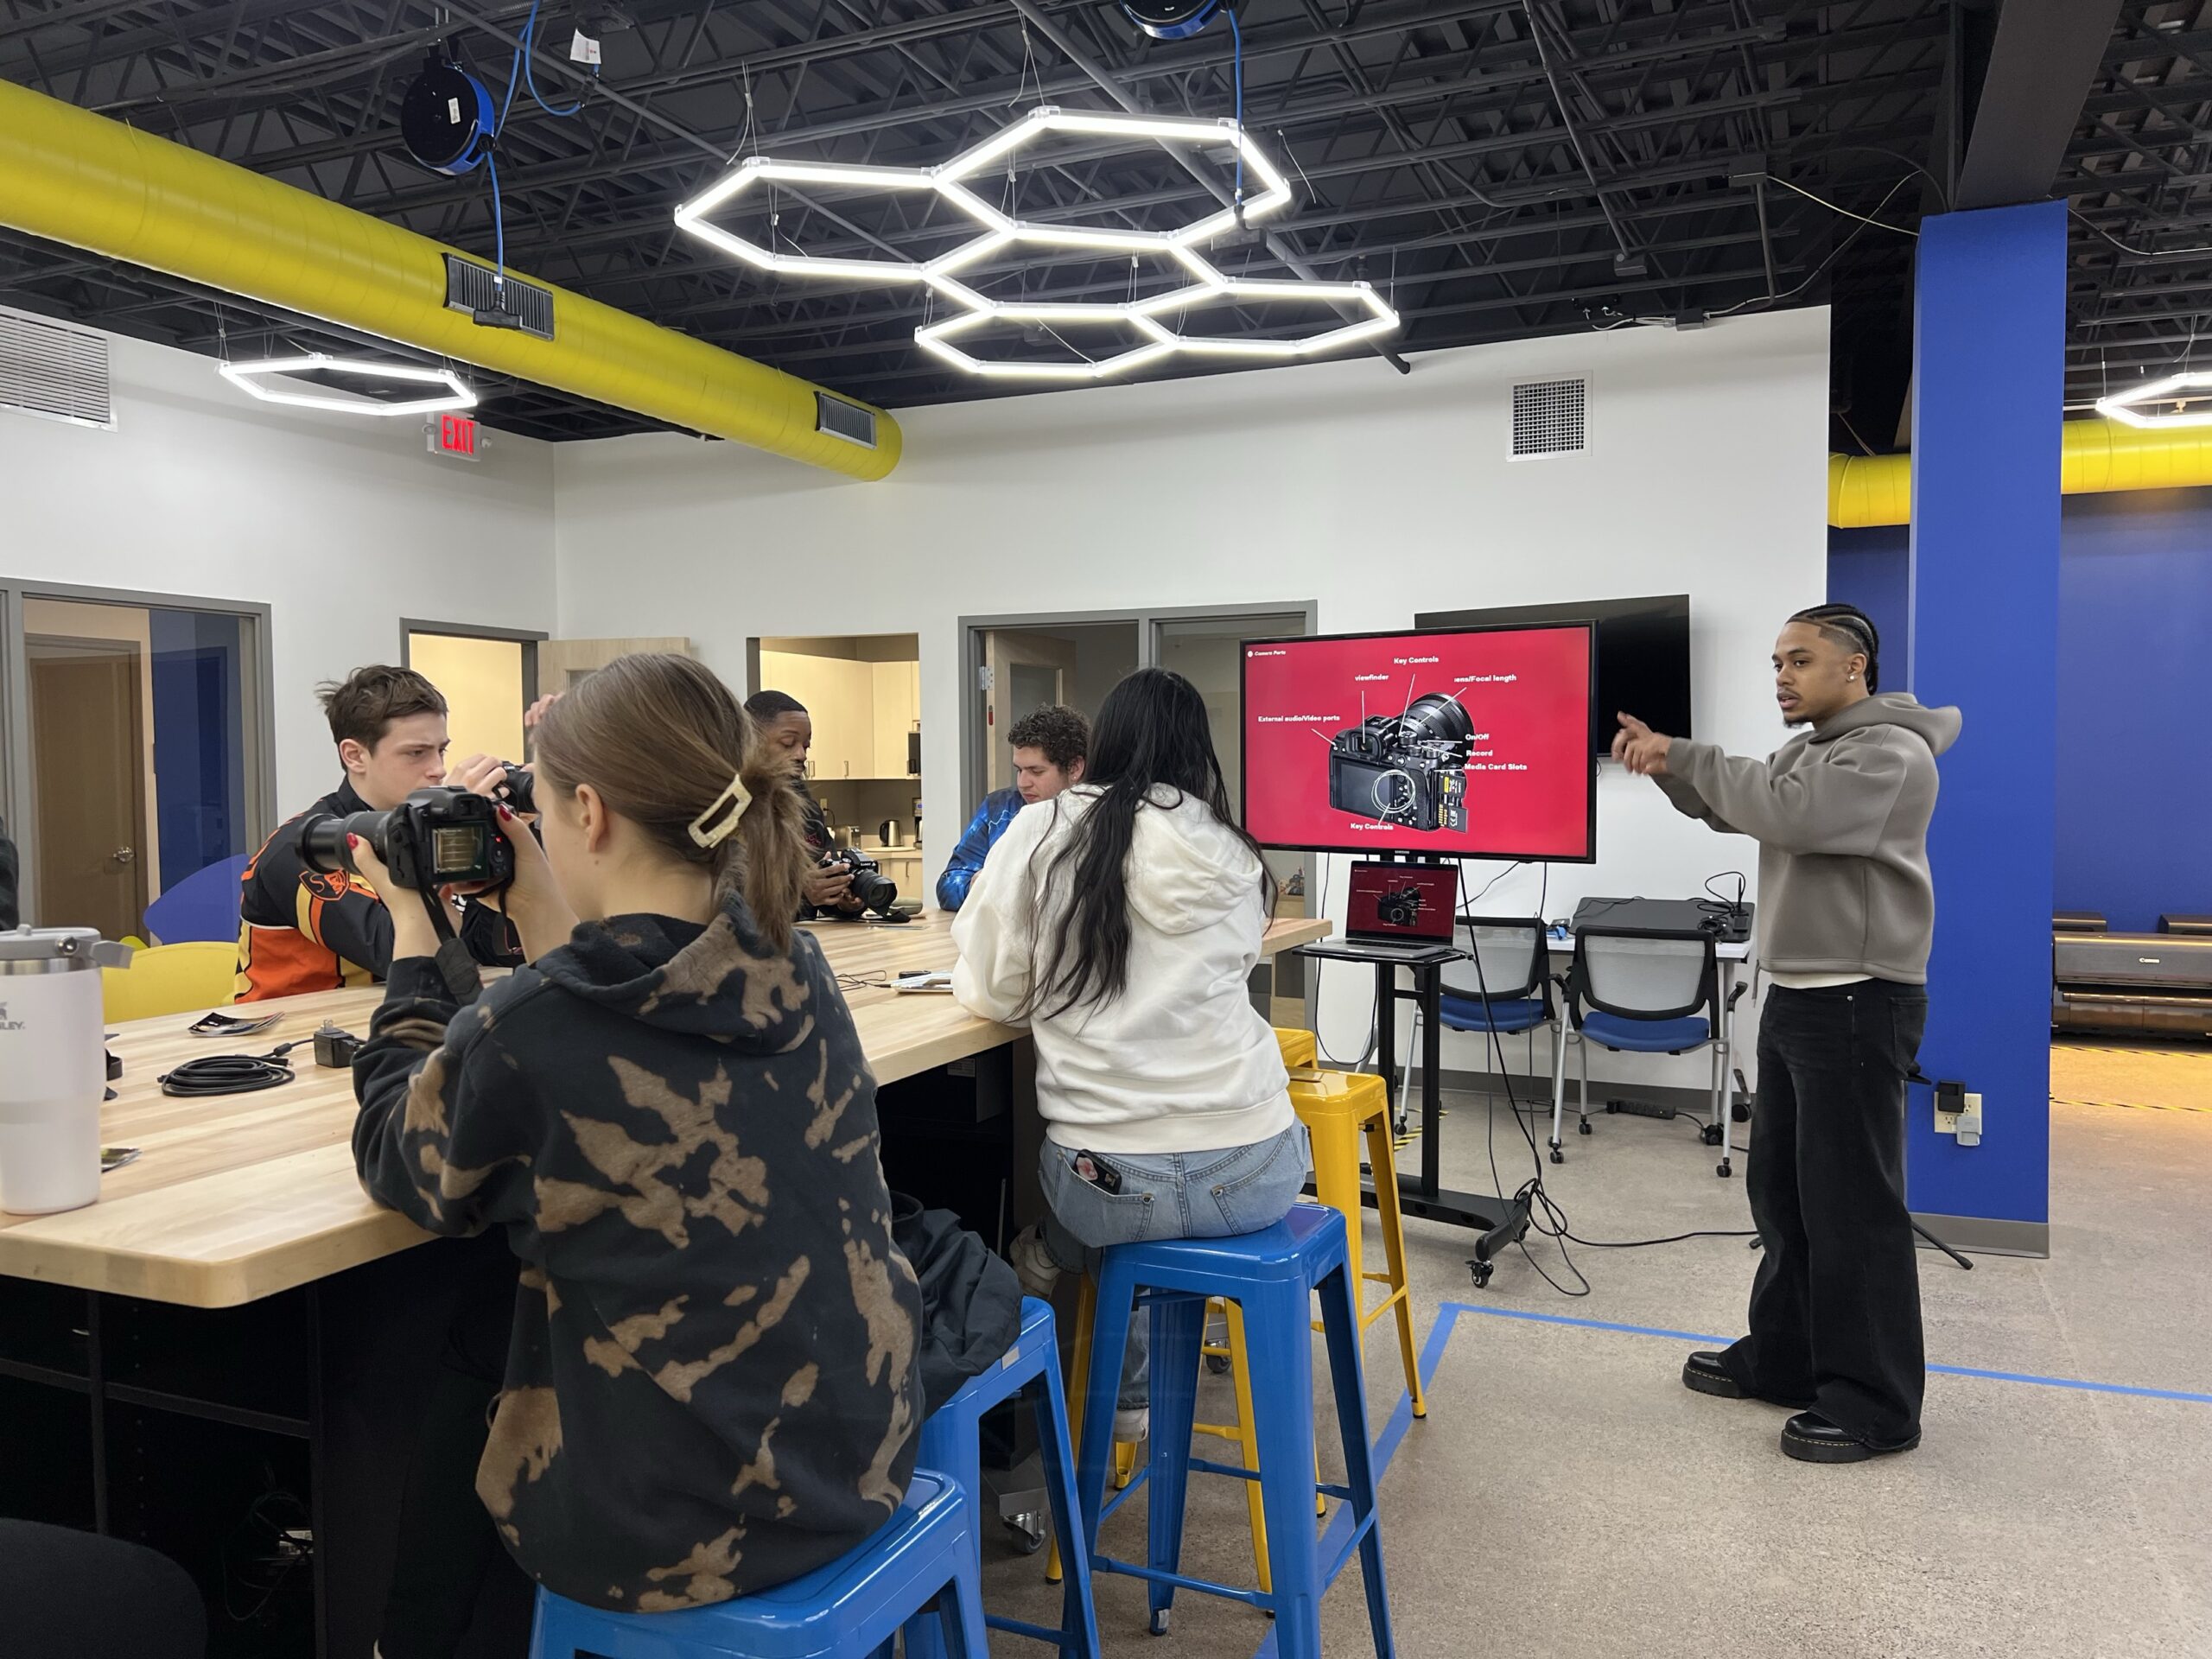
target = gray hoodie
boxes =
[1654,693,1962,984]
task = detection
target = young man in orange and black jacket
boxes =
[237,665,521,1001]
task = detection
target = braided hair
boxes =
[1788,603,1881,693]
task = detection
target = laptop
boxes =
[1343,861,1460,960]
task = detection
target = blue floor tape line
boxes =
[1243,1297,2207,1659]
[1920,1363,2212,1405]
[1442,1300,2212,1405]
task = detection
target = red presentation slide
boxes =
[1241,624,1595,861]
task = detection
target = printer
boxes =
[2051,915,2212,1038]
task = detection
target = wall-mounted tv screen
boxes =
[1416,594,1691,758]
[1240,623,1596,862]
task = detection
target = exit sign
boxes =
[427,411,481,461]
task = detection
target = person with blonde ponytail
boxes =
[346,653,924,1626]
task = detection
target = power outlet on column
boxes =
[1934,1080,1984,1147]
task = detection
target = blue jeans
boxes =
[1038,1124,1312,1410]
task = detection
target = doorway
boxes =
[27,636,147,943]
[402,622,544,771]
[3,587,272,940]
[959,603,1313,1015]
[747,633,925,900]
[976,623,1141,794]
[959,605,1311,819]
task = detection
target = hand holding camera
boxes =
[302,781,573,963]
[815,848,899,918]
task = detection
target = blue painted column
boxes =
[1907,200,2065,1251]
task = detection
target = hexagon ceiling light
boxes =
[218,353,477,416]
[2094,370,2212,429]
[673,105,1401,381]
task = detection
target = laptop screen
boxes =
[1346,862,1459,944]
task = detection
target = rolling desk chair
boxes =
[1398,918,1560,1134]
[1558,926,1746,1178]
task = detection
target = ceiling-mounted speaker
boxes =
[400,50,496,176]
[1122,0,1226,41]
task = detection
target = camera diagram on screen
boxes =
[1325,690,1473,833]
[1375,883,1427,929]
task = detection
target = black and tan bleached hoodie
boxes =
[352,894,923,1613]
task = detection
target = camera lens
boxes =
[298,810,391,876]
[849,867,899,913]
[499,764,537,816]
[1398,693,1473,750]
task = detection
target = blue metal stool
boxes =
[1075,1205,1395,1657]
[906,1296,1102,1659]
[527,1468,988,1659]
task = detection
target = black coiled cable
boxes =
[158,1042,302,1098]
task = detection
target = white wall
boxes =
[554,308,1832,1086]
[3,330,557,814]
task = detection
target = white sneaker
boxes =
[1113,1406,1150,1444]
[1008,1224,1061,1299]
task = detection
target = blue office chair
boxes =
[143,854,251,945]
[1399,917,1561,1135]
[1558,925,1746,1177]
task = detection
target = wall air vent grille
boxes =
[0,304,113,429]
[1511,377,1586,459]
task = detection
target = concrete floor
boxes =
[979,1041,2212,1658]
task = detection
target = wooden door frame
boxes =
[400,619,549,709]
[956,601,1317,825]
[0,582,275,933]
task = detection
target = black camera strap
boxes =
[414,886,485,1006]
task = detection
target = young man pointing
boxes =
[1617,603,1961,1464]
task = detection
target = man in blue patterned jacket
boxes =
[934,704,1089,911]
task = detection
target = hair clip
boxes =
[688,772,754,849]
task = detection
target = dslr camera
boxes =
[300,786,514,892]
[1376,884,1426,930]
[1326,692,1473,833]
[820,849,899,916]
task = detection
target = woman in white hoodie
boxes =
[951,668,1306,1440]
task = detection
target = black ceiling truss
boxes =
[0,0,2192,442]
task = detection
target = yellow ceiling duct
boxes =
[1829,414,2212,527]
[0,76,899,480]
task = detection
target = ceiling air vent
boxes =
[1511,376,1586,460]
[0,304,113,429]
[444,256,556,339]
[815,392,877,449]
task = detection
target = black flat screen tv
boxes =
[1416,594,1691,757]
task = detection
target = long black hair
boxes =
[1027,667,1272,1019]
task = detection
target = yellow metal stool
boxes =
[1274,1026,1318,1070]
[1289,1069,1427,1421]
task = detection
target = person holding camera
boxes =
[346,653,924,1620]
[951,669,1304,1442]
[743,689,874,918]
[1617,603,1959,1465]
[236,666,521,1001]
[934,704,1090,912]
